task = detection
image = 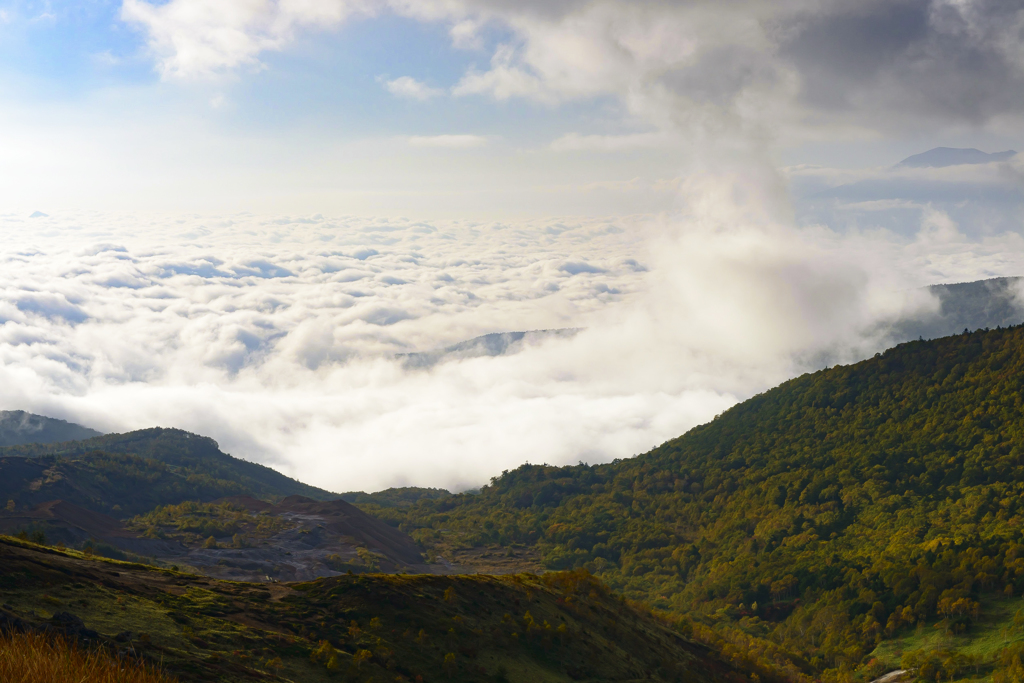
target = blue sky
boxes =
[0,0,1020,220]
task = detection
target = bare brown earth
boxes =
[1,495,443,582]
[438,544,544,575]
[0,495,540,583]
[164,495,436,582]
[265,496,424,565]
[0,500,181,555]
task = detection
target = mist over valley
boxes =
[2,1,1024,682]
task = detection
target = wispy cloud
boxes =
[550,132,671,152]
[407,134,487,148]
[383,76,442,101]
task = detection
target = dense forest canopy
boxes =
[364,325,1024,681]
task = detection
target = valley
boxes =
[1,0,1019,678]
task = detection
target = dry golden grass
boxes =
[0,630,177,683]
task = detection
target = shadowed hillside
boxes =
[0,428,335,516]
[0,536,761,683]
[121,495,430,581]
[893,277,1024,342]
[0,410,103,447]
[0,495,431,581]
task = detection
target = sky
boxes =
[0,0,1022,492]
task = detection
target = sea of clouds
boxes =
[3,171,1024,493]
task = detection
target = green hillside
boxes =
[368,325,1024,682]
[0,536,758,683]
[340,487,452,508]
[0,428,335,516]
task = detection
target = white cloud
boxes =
[0,190,1021,493]
[0,211,652,489]
[92,50,121,67]
[121,0,373,78]
[407,134,487,148]
[449,18,484,50]
[121,0,1024,138]
[383,76,442,101]
[550,132,671,152]
[452,43,558,103]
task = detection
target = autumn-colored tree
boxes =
[442,652,456,678]
[352,649,372,669]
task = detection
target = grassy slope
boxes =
[0,536,756,683]
[0,629,177,683]
[871,595,1024,667]
[364,325,1024,680]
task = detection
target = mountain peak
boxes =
[897,146,1017,168]
[0,410,103,447]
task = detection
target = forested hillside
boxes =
[371,325,1024,681]
[0,428,335,515]
[340,487,452,508]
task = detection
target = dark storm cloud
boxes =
[780,0,1024,126]
[443,0,1024,136]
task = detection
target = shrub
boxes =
[82,541,127,561]
[0,630,176,683]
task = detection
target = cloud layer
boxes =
[0,210,650,490]
[2,178,1022,493]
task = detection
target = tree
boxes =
[352,649,372,669]
[443,652,456,678]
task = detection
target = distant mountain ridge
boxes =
[399,328,581,368]
[340,486,452,507]
[0,410,102,446]
[891,275,1024,342]
[896,146,1017,168]
[0,427,336,517]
